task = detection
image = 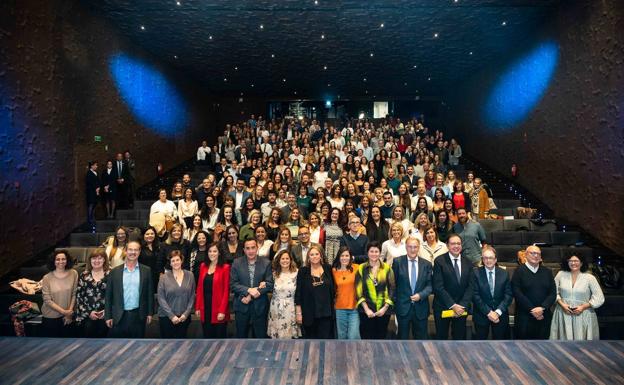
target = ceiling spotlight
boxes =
[502,21,507,26]
[176,1,181,6]
[282,78,286,82]
[433,33,439,38]
[363,78,367,82]
[370,52,374,57]
[469,51,473,55]
[140,25,145,30]
[327,83,331,87]
[234,66,238,70]
[321,34,325,39]
[240,92,244,96]
[427,77,431,81]
[251,84,255,87]
[271,54,275,58]
[174,55,178,59]
[223,78,227,82]
[413,65,417,68]
[323,65,327,70]
[380,23,384,28]
[209,35,213,40]
[314,0,318,4]
[365,90,368,94]
[404,82,407,86]
[260,24,264,29]
[454,0,459,3]
[294,91,297,95]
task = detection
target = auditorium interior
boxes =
[0,0,623,384]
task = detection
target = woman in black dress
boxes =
[101,159,117,219]
[139,226,160,293]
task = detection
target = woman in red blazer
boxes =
[195,242,230,338]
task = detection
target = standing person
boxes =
[340,216,369,263]
[75,249,110,338]
[295,245,335,339]
[332,247,360,339]
[355,242,395,340]
[112,152,130,209]
[101,160,117,219]
[452,207,487,265]
[195,243,230,338]
[392,237,432,340]
[550,254,604,340]
[157,251,196,338]
[105,240,154,338]
[268,250,301,339]
[230,238,274,338]
[291,225,324,267]
[323,208,344,265]
[471,246,513,340]
[41,250,79,337]
[380,222,407,267]
[432,234,474,340]
[124,151,136,209]
[86,161,100,230]
[511,245,557,340]
[139,226,160,293]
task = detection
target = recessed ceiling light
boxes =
[294,91,298,94]
[240,92,244,96]
[363,78,367,82]
[323,65,327,70]
[282,78,286,82]
[370,52,374,57]
[327,83,331,87]
[413,65,417,68]
[260,24,264,30]
[234,66,238,70]
[314,0,318,4]
[502,21,507,26]
[428,77,431,81]
[224,78,227,82]
[321,34,325,39]
[271,54,275,58]
[469,51,473,55]
[365,90,368,94]
[140,25,145,30]
[176,1,181,6]
[404,82,407,86]
[251,84,255,87]
[174,55,178,59]
[380,23,384,28]
[433,33,439,38]
[454,0,459,3]
[209,35,213,40]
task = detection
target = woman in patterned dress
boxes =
[267,250,301,339]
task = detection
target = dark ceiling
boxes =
[83,0,560,100]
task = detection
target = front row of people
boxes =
[41,233,604,340]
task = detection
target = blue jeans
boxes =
[335,309,360,339]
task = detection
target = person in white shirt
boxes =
[197,141,211,163]
[381,222,407,267]
[177,188,199,229]
[413,184,434,211]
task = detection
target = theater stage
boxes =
[0,338,622,385]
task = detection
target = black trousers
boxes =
[82,318,108,338]
[159,317,190,338]
[473,317,510,340]
[303,317,333,339]
[235,311,268,338]
[41,317,73,337]
[109,310,146,338]
[359,313,390,340]
[434,313,467,340]
[515,312,551,340]
[202,321,227,338]
[397,308,428,340]
[87,203,97,227]
[116,182,128,209]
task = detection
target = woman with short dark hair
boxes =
[157,250,196,338]
[75,248,109,337]
[41,250,78,337]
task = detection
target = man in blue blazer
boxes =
[228,179,251,209]
[230,238,274,338]
[471,246,513,339]
[392,236,433,339]
[432,234,474,340]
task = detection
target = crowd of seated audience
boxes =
[63,114,604,340]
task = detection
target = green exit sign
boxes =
[94,136,102,142]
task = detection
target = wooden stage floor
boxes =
[0,338,622,385]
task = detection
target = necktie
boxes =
[453,258,461,282]
[118,161,122,176]
[488,270,494,297]
[410,259,417,294]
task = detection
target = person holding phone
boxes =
[75,249,110,338]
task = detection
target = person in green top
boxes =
[355,241,396,339]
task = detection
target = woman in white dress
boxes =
[550,254,604,340]
[267,250,301,339]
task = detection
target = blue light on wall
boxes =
[483,41,559,131]
[109,53,189,136]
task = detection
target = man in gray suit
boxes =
[290,225,324,267]
[392,236,432,339]
[230,238,274,338]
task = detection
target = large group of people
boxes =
[64,114,604,340]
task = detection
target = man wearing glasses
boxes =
[291,225,324,267]
[340,217,369,263]
[511,245,556,339]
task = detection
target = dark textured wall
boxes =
[448,0,624,253]
[0,0,215,277]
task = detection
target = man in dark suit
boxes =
[291,225,324,267]
[112,152,131,209]
[230,238,274,338]
[85,161,100,230]
[432,234,474,340]
[392,236,433,339]
[471,246,513,339]
[105,240,154,338]
[402,165,420,193]
[228,178,251,209]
